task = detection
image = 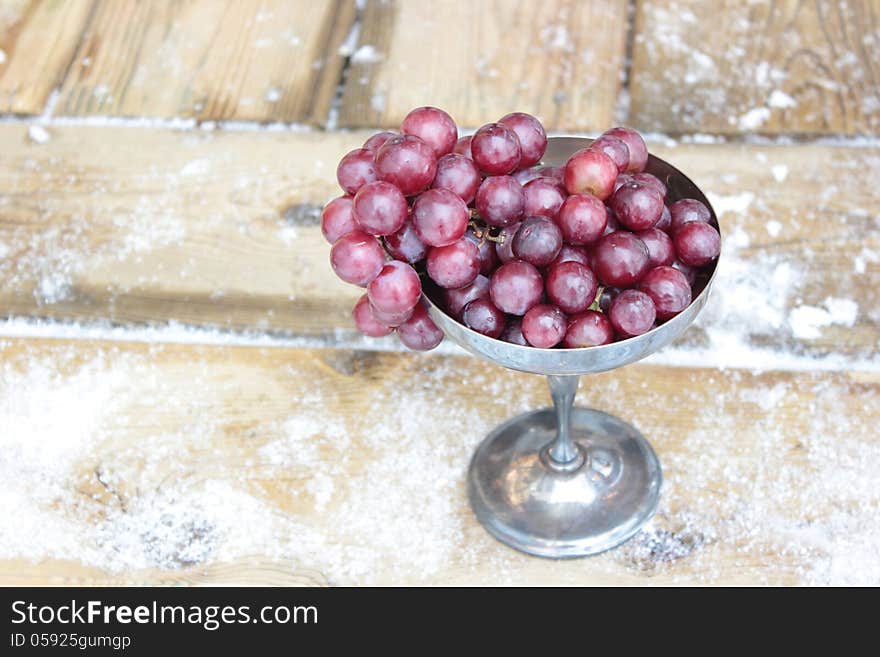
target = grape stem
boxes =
[467,219,506,244]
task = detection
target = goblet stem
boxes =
[546,375,585,471]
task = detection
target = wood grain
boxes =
[0,337,876,585]
[630,0,880,135]
[0,124,877,361]
[0,0,95,115]
[337,0,628,131]
[55,0,355,123]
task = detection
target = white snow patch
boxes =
[351,45,383,64]
[739,107,771,130]
[768,90,797,108]
[766,220,782,237]
[771,164,789,182]
[705,191,754,217]
[789,298,858,339]
[27,125,51,144]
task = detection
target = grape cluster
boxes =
[323,107,720,351]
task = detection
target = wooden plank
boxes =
[0,0,95,115]
[55,0,355,123]
[0,124,877,362]
[0,338,877,585]
[337,0,628,130]
[630,0,880,135]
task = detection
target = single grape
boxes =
[374,134,438,196]
[330,230,386,286]
[397,304,444,350]
[353,294,394,337]
[545,261,598,314]
[511,216,563,267]
[464,229,500,275]
[371,303,414,327]
[563,148,617,200]
[614,172,634,192]
[336,148,378,195]
[590,134,630,173]
[401,106,457,157]
[512,166,545,186]
[635,227,675,267]
[499,318,529,345]
[556,193,607,245]
[363,131,398,153]
[489,260,544,315]
[563,310,614,348]
[426,239,480,289]
[638,265,692,320]
[655,205,672,232]
[551,244,590,267]
[671,259,697,285]
[462,297,505,338]
[669,198,711,233]
[432,153,481,203]
[471,123,522,175]
[632,172,666,200]
[352,180,408,236]
[494,222,521,263]
[475,175,524,227]
[609,181,663,231]
[443,274,490,318]
[383,218,428,263]
[603,127,648,173]
[609,289,656,337]
[523,177,565,220]
[367,260,422,315]
[321,195,357,243]
[453,136,472,158]
[522,304,567,348]
[599,286,620,313]
[412,188,469,247]
[592,231,650,287]
[674,221,720,266]
[499,112,547,167]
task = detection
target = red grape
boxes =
[539,165,565,185]
[598,286,620,313]
[352,180,408,236]
[674,221,720,266]
[603,205,621,236]
[671,260,697,285]
[375,134,438,196]
[563,148,617,200]
[432,153,481,203]
[523,177,565,220]
[475,175,524,227]
[383,218,428,263]
[512,166,545,186]
[443,274,489,318]
[655,205,672,232]
[614,172,634,192]
[635,227,675,267]
[426,239,480,289]
[462,297,505,338]
[453,136,472,158]
[471,123,522,175]
[336,148,378,195]
[489,260,543,315]
[610,181,663,231]
[499,112,547,167]
[511,216,563,267]
[522,304,567,348]
[495,222,520,263]
[499,318,528,346]
[603,127,648,173]
[545,261,598,314]
[556,193,607,245]
[363,131,398,153]
[669,198,711,233]
[638,265,692,320]
[401,106,457,157]
[563,311,614,348]
[353,294,394,337]
[632,172,666,200]
[368,260,422,315]
[330,230,386,286]
[397,304,444,350]
[609,289,656,337]
[321,195,357,243]
[465,229,500,275]
[371,303,414,327]
[592,231,650,287]
[412,188,469,247]
[590,134,629,173]
[551,244,590,267]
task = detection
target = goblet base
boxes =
[468,407,661,558]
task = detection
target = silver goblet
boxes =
[424,137,720,558]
